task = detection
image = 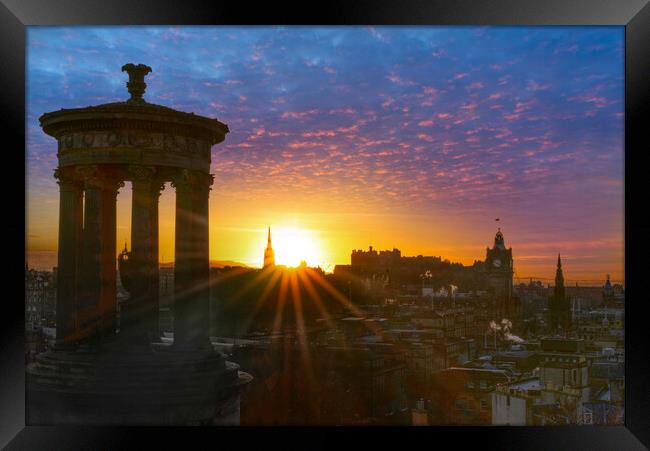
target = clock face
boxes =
[493,259,502,268]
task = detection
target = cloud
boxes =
[387,73,417,86]
[26,26,624,274]
[281,109,319,119]
[526,80,549,91]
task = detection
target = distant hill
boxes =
[159,261,250,268]
[210,260,250,268]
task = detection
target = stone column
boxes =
[151,182,164,341]
[122,165,162,344]
[76,165,122,341]
[99,178,123,337]
[54,168,83,345]
[171,169,213,349]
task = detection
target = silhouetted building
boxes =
[492,378,543,425]
[432,367,512,425]
[549,254,571,334]
[484,228,514,319]
[263,226,275,268]
[25,267,57,330]
[539,338,589,402]
[601,274,622,308]
[351,246,404,269]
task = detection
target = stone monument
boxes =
[27,64,251,425]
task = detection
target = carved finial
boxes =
[121,63,152,103]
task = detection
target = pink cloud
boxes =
[453,72,469,80]
[337,124,360,134]
[417,133,434,142]
[381,97,395,109]
[387,73,417,86]
[460,103,478,110]
[281,109,319,119]
[288,141,321,149]
[329,108,356,114]
[494,128,512,139]
[249,128,265,140]
[302,130,337,137]
[418,120,434,127]
[514,100,536,113]
[527,80,549,91]
[568,94,609,108]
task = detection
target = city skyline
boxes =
[26,26,624,282]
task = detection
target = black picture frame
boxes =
[2,0,649,448]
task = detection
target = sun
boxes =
[271,227,323,268]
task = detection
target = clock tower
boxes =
[485,228,514,318]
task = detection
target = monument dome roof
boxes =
[39,63,228,145]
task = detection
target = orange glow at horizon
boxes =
[26,182,624,285]
[259,226,325,269]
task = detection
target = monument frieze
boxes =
[56,130,211,171]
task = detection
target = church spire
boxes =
[554,253,565,300]
[264,225,275,268]
[551,252,570,333]
[555,254,564,282]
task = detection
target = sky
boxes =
[26,26,624,284]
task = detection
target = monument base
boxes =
[26,336,252,425]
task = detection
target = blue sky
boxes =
[26,26,624,282]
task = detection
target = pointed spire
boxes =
[263,225,275,268]
[555,253,565,291]
[123,240,128,253]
